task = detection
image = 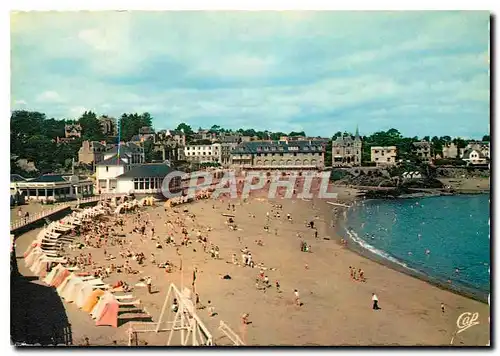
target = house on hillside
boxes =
[331,128,362,167]
[99,115,117,136]
[412,141,432,163]
[461,149,489,165]
[370,146,397,167]
[442,142,458,159]
[78,141,110,165]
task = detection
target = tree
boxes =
[332,131,342,140]
[176,123,193,136]
[289,131,306,137]
[482,135,490,142]
[79,111,104,141]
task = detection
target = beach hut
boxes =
[57,273,76,295]
[91,292,114,319]
[75,283,95,309]
[61,276,85,302]
[52,268,71,288]
[44,264,65,285]
[95,297,120,328]
[24,247,43,268]
[74,279,107,308]
[82,289,105,313]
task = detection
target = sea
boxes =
[342,194,490,302]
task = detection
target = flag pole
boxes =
[117,116,121,165]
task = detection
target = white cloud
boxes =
[68,106,89,117]
[10,11,490,138]
[36,90,63,103]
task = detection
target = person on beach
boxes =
[372,293,380,310]
[359,269,365,282]
[441,303,445,313]
[171,298,179,313]
[294,289,301,306]
[146,277,152,294]
[275,280,281,293]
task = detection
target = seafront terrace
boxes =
[10,193,127,232]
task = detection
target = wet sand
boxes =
[13,186,490,346]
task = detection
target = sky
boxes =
[10,11,490,139]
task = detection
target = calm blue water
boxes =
[343,194,490,299]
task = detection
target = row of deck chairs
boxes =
[23,204,149,328]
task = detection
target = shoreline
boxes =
[328,196,489,304]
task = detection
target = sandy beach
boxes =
[12,185,490,346]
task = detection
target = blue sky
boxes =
[11,11,490,138]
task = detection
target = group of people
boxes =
[349,266,366,282]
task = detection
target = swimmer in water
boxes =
[408,252,413,255]
[425,249,430,255]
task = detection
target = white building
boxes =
[370,146,397,166]
[462,149,489,165]
[10,174,94,203]
[115,163,182,195]
[95,143,147,193]
[183,143,222,164]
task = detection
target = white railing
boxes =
[10,204,70,231]
[10,193,128,231]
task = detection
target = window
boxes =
[145,179,150,190]
[294,153,297,156]
[134,179,139,190]
[106,166,109,172]
[139,179,144,190]
[387,158,391,162]
[375,158,379,161]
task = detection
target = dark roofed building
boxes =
[115,163,183,196]
[231,139,326,170]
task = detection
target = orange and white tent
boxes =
[82,289,105,313]
[93,293,119,328]
[75,283,95,308]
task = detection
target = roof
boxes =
[29,174,68,183]
[105,142,142,155]
[10,174,27,182]
[232,140,326,154]
[463,149,487,159]
[97,155,129,166]
[116,163,180,179]
[333,135,361,144]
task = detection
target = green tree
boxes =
[482,135,490,142]
[78,111,104,141]
[289,131,306,137]
[176,123,193,136]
